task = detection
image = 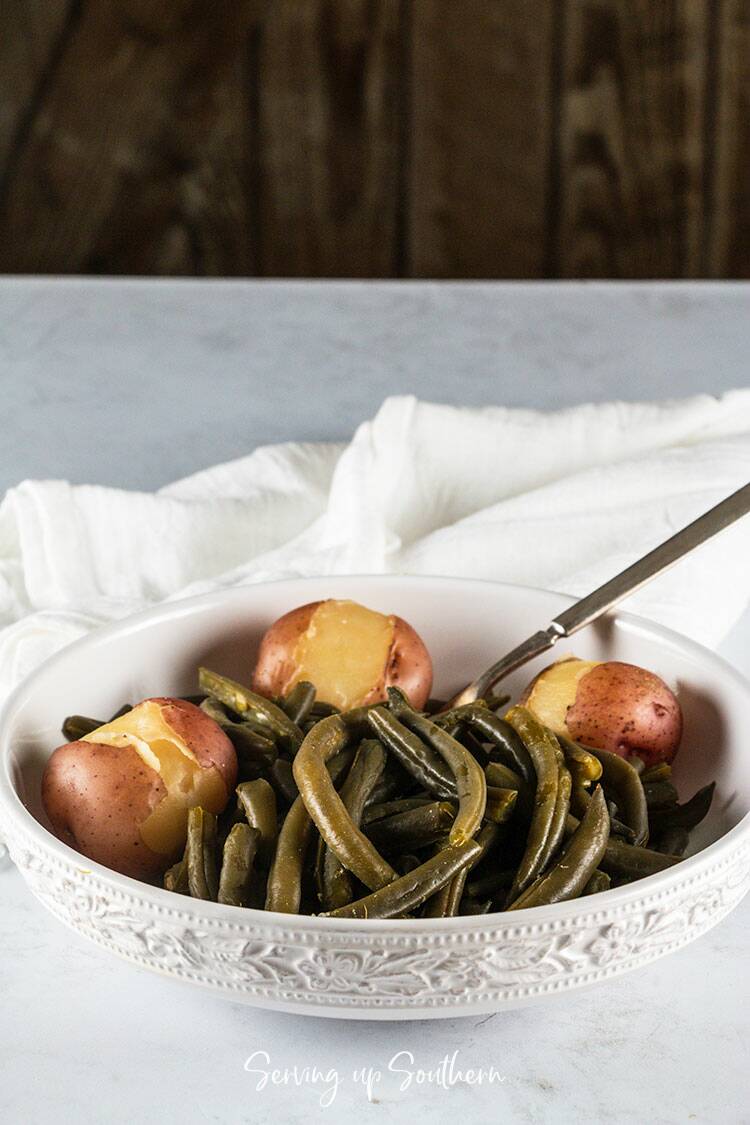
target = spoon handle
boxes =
[453,481,750,707]
[553,481,750,637]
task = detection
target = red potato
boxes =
[521,658,683,766]
[252,598,433,711]
[42,698,237,880]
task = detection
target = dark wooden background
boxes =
[0,0,747,278]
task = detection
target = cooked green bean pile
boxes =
[63,673,715,918]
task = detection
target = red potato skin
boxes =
[366,616,433,711]
[42,739,168,880]
[565,661,683,766]
[41,698,237,880]
[252,603,318,701]
[146,697,237,792]
[251,601,433,711]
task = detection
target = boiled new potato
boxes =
[521,657,682,766]
[252,598,433,711]
[42,698,237,879]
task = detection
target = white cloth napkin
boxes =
[1,392,749,700]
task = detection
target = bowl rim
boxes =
[1,573,749,933]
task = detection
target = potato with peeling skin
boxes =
[42,698,237,880]
[521,658,682,766]
[252,599,433,711]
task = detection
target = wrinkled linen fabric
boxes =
[1,392,749,700]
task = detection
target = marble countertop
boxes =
[1,279,748,1124]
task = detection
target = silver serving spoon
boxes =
[448,481,750,709]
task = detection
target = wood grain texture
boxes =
[0,0,260,275]
[0,0,747,278]
[557,0,711,278]
[408,0,557,278]
[253,0,402,277]
[709,0,750,277]
[0,0,73,170]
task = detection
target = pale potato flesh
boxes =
[82,701,227,855]
[524,658,600,735]
[287,599,395,710]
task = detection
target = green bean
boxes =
[471,713,534,782]
[573,784,633,841]
[282,681,316,726]
[583,869,611,896]
[564,808,680,879]
[395,854,421,875]
[319,739,386,911]
[217,798,246,849]
[292,713,396,891]
[164,855,188,894]
[570,780,592,819]
[186,806,219,901]
[62,715,103,740]
[537,753,572,872]
[424,823,500,918]
[218,824,259,907]
[236,779,277,866]
[484,786,519,825]
[641,762,673,784]
[437,718,462,746]
[264,794,314,913]
[460,897,492,915]
[387,689,487,845]
[200,698,278,776]
[233,710,286,740]
[425,698,449,714]
[266,749,353,913]
[609,817,636,843]
[422,876,456,919]
[465,868,515,900]
[323,840,482,919]
[484,761,524,791]
[201,810,220,900]
[504,706,560,900]
[69,659,711,920]
[206,715,277,778]
[509,786,610,910]
[653,826,690,857]
[485,691,511,712]
[441,704,534,784]
[458,727,491,768]
[367,758,414,805]
[556,734,603,784]
[366,801,456,852]
[269,759,299,805]
[432,699,489,728]
[198,667,302,752]
[643,780,679,808]
[108,703,133,720]
[362,797,432,825]
[310,700,341,718]
[199,695,233,726]
[649,782,715,833]
[599,837,681,880]
[367,706,455,799]
[586,745,649,847]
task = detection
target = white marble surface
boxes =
[0,277,748,494]
[1,279,749,1124]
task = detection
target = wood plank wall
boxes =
[0,0,747,277]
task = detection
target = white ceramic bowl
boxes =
[1,577,749,1020]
